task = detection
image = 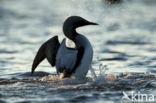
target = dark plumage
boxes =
[31,36,60,74]
[31,16,98,78]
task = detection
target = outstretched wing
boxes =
[56,39,78,74]
[31,35,60,74]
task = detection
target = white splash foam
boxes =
[38,64,116,86]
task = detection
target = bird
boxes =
[31,16,98,79]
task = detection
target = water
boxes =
[0,0,156,103]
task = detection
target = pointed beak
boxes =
[88,22,99,25]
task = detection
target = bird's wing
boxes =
[31,35,60,74]
[56,39,78,74]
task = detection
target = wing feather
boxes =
[31,35,60,74]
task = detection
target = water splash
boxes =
[90,66,97,81]
[99,64,109,77]
[90,64,112,81]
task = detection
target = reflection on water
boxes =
[0,72,156,103]
[0,0,156,103]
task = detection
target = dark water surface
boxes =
[0,0,156,103]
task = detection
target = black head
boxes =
[63,16,98,28]
[63,16,98,40]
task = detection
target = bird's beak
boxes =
[88,22,99,25]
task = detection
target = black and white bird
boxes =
[31,16,98,79]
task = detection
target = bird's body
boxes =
[56,34,93,78]
[56,39,78,75]
[31,16,98,79]
[72,34,93,78]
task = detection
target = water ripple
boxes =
[105,40,150,45]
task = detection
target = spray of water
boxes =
[90,63,110,82]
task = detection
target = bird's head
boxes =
[63,16,98,40]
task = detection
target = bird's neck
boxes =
[63,27,89,49]
[74,34,90,49]
[63,27,78,46]
[63,26,77,38]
